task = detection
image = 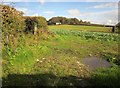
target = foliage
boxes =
[50,28,119,42]
[66,18,80,25]
[37,16,48,29]
[48,17,67,25]
[103,53,120,65]
[24,16,48,33]
[1,5,25,32]
[48,17,90,25]
[24,16,38,33]
[1,4,25,47]
[90,66,120,88]
[1,4,119,87]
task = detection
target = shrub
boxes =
[24,16,48,34]
[1,4,25,47]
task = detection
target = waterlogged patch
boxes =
[81,57,112,70]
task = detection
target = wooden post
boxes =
[112,26,115,33]
[34,25,37,35]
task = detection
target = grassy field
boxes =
[49,25,113,33]
[2,25,120,87]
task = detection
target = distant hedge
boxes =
[24,16,48,34]
[48,17,90,25]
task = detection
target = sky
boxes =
[1,0,120,25]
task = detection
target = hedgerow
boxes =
[24,16,48,34]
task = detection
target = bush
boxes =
[1,5,25,33]
[1,4,25,47]
[24,16,48,34]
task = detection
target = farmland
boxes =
[2,25,120,87]
[1,2,120,87]
[49,25,113,33]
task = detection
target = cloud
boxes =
[43,11,55,14]
[2,0,119,2]
[2,0,119,3]
[2,0,26,2]
[32,13,39,16]
[15,7,32,15]
[67,9,118,25]
[1,0,45,5]
[39,0,45,5]
[2,2,11,5]
[67,9,82,17]
[85,10,118,25]
[86,0,118,1]
[93,2,118,9]
[1,0,31,2]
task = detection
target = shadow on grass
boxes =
[2,73,90,88]
[2,71,120,88]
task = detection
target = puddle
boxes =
[81,57,112,70]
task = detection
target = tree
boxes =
[48,17,80,25]
[66,18,80,25]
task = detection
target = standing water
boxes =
[81,57,112,70]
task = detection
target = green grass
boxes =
[2,25,119,87]
[49,25,112,33]
[90,66,120,88]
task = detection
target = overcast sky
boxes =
[2,0,120,25]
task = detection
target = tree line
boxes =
[47,17,90,25]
